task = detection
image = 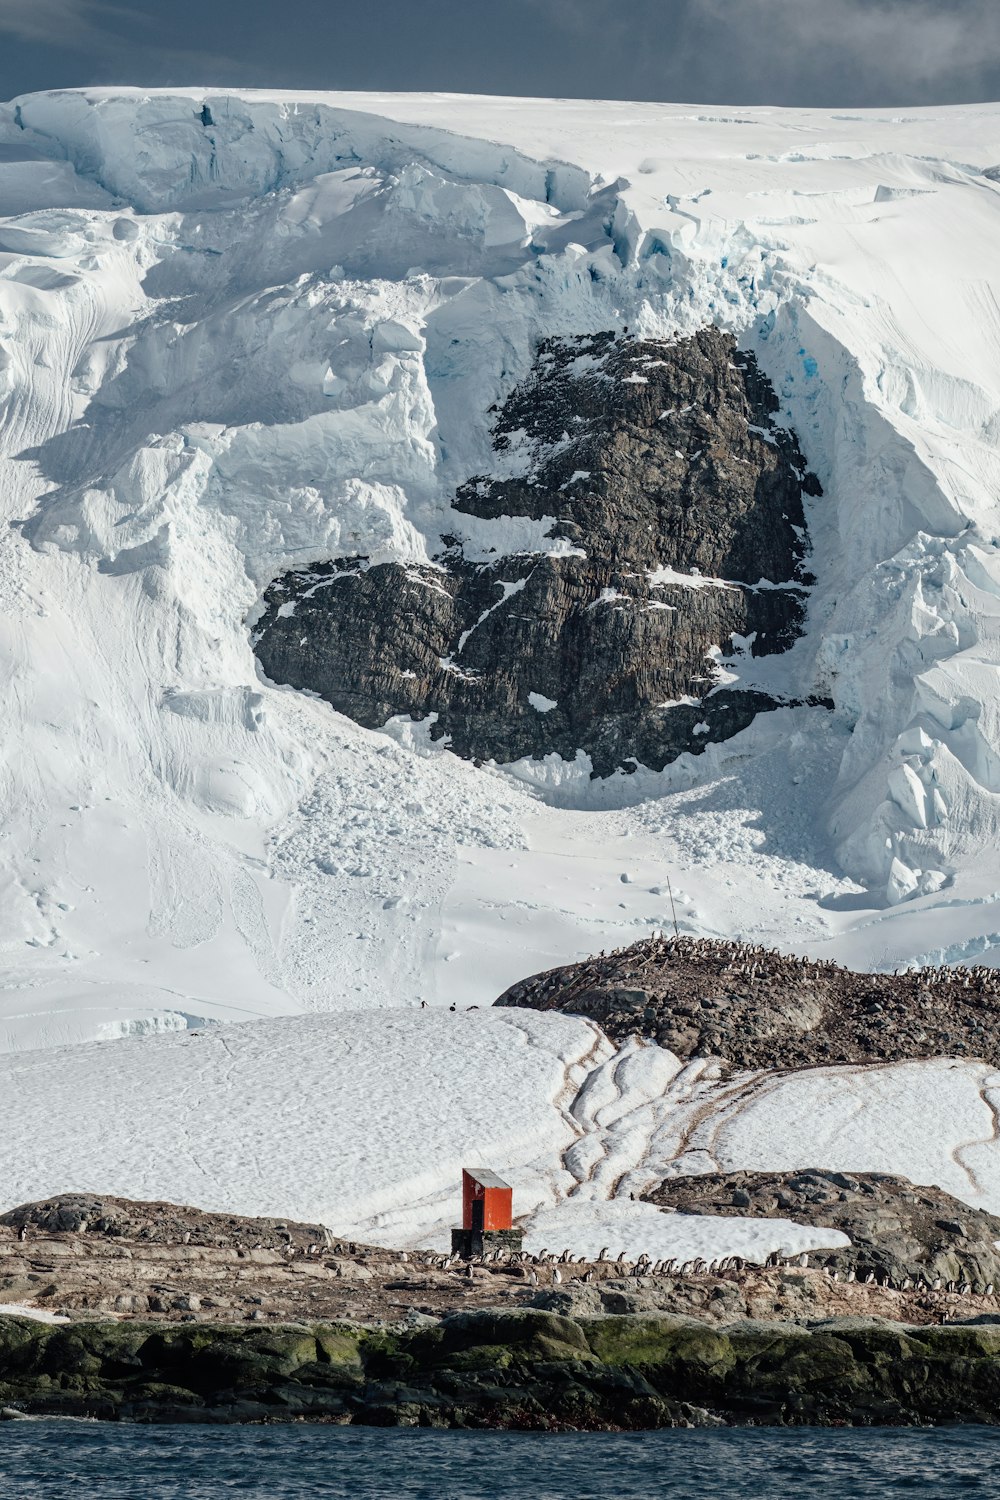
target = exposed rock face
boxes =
[531,1263,998,1327]
[0,1196,541,1326]
[5,1194,1000,1426]
[254,329,822,776]
[495,934,1000,1069]
[644,1171,1000,1290]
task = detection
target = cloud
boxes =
[0,0,118,47]
[1,0,995,107]
[0,0,243,88]
[521,0,1000,104]
[686,0,1000,98]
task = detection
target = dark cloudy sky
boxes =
[0,0,997,108]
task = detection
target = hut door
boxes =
[471,1199,484,1233]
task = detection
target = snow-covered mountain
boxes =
[3,88,1000,1055]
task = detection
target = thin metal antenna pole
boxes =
[666,876,680,939]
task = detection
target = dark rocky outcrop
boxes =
[528,1262,994,1328]
[5,1309,1000,1428]
[0,1195,330,1253]
[6,1193,1000,1427]
[495,934,1000,1069]
[254,329,823,776]
[644,1171,1000,1290]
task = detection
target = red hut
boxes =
[451,1167,523,1259]
[462,1168,513,1234]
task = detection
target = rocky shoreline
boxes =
[5,1308,1000,1429]
[6,1191,998,1333]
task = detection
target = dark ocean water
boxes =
[1,1423,999,1500]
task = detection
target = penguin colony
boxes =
[405,1244,997,1308]
[496,933,1000,1070]
[2,1206,993,1327]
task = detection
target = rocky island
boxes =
[5,1182,1000,1428]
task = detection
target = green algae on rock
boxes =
[5,1309,1000,1428]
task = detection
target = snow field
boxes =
[0,1305,70,1324]
[4,88,1000,1277]
[0,1009,604,1238]
[668,1058,1000,1213]
[522,1201,849,1266]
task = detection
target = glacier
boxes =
[2,89,1000,1057]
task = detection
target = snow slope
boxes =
[0,1007,856,1263]
[2,90,1000,1049]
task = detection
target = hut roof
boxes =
[464,1168,511,1190]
